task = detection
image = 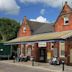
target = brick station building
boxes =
[17,16,54,62]
[7,2,72,65]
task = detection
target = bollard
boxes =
[8,55,9,60]
[32,59,34,66]
[31,57,34,66]
[62,60,65,71]
[13,56,15,63]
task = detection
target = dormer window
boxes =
[64,16,69,25]
[23,27,26,32]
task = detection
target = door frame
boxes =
[39,47,47,62]
[68,48,72,65]
[65,38,72,66]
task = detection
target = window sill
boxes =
[63,24,69,26]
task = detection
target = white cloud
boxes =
[20,0,72,8]
[30,16,49,23]
[0,0,20,14]
[40,9,45,15]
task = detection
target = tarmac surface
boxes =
[0,60,72,72]
[0,62,51,72]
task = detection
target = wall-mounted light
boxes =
[0,49,3,51]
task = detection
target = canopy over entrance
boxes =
[4,30,72,45]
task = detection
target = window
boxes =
[25,47,32,56]
[27,48,32,56]
[59,41,65,57]
[64,16,69,25]
[53,48,58,57]
[61,50,65,56]
[23,27,26,32]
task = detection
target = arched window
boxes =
[23,27,26,32]
[25,44,32,56]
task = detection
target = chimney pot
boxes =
[24,16,27,22]
[24,16,26,19]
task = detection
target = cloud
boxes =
[0,0,20,14]
[20,0,72,8]
[40,9,45,15]
[30,16,49,23]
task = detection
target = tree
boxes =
[0,18,20,41]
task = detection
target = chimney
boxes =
[23,16,27,25]
[24,16,27,22]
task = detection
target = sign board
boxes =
[38,42,46,47]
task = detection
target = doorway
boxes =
[69,49,72,65]
[39,47,47,62]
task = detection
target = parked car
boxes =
[50,57,60,65]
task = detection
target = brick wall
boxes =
[17,16,32,56]
[55,14,72,32]
[17,16,32,37]
[54,2,72,32]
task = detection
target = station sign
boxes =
[38,42,46,47]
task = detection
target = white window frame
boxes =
[23,27,26,32]
[64,16,69,25]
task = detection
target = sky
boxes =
[0,0,72,23]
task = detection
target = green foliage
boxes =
[0,18,20,41]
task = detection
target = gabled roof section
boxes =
[54,2,72,27]
[27,20,44,33]
[60,1,72,15]
[27,20,54,35]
